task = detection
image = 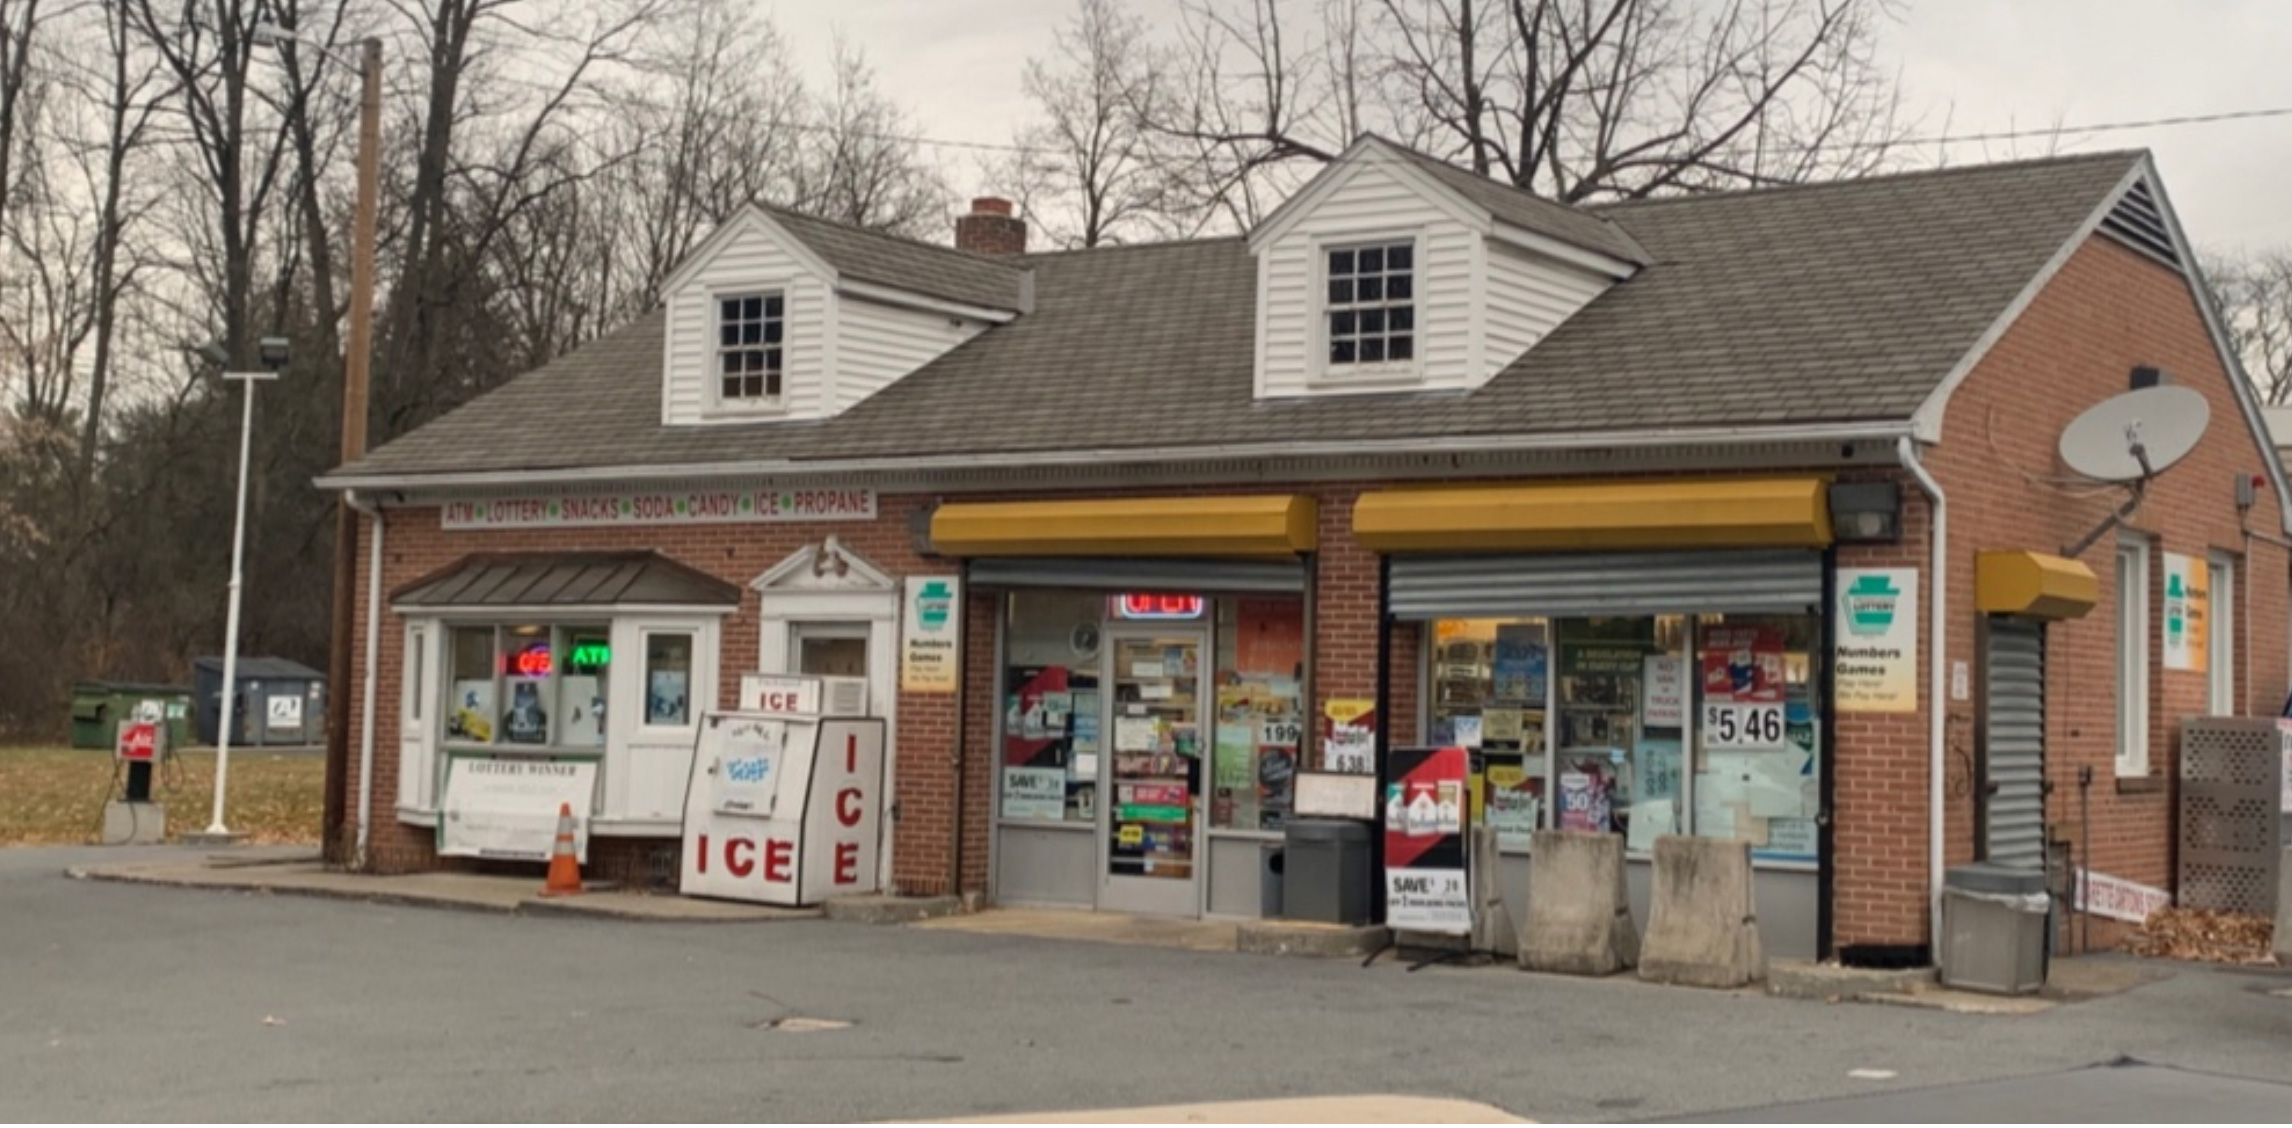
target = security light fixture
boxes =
[1828,481,1901,544]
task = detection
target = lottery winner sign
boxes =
[443,488,876,530]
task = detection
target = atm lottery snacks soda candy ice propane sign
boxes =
[442,488,876,529]
[1384,745,1472,935]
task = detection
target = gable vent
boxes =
[2099,178,2181,267]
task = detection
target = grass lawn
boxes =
[0,746,324,846]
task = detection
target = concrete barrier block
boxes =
[1518,829,1638,976]
[2275,847,2292,966]
[1639,835,1765,989]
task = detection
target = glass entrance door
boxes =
[1099,629,1206,916]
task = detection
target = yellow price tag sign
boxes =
[1118,824,1144,847]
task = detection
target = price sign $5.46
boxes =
[1702,702,1786,748]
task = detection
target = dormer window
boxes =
[1326,241,1415,366]
[719,294,784,403]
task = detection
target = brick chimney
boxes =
[955,197,1027,256]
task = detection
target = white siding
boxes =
[831,293,987,410]
[1256,161,1481,398]
[661,217,833,424]
[1481,240,1613,384]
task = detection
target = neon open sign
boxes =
[1113,593,1207,621]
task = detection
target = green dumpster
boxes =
[69,682,196,751]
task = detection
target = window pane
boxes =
[1213,597,1306,831]
[741,320,762,345]
[1388,274,1413,301]
[445,627,497,743]
[1328,248,1355,275]
[1388,334,1414,360]
[720,298,741,322]
[719,323,739,347]
[1386,243,1412,270]
[645,633,694,725]
[764,318,783,344]
[500,625,551,744]
[408,633,426,721]
[765,347,783,374]
[1360,337,1386,363]
[559,630,610,748]
[1553,616,1686,848]
[1002,592,1105,823]
[1689,615,1819,861]
[1429,620,1549,849]
[766,369,783,398]
[1358,247,1383,272]
[1359,308,1385,334]
[765,295,783,318]
[1358,276,1383,302]
[1330,310,1356,336]
[742,296,763,320]
[1330,338,1357,364]
[1390,306,1415,331]
[1328,279,1353,304]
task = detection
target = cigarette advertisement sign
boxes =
[1383,745,1471,935]
[1834,568,1918,713]
[442,488,876,530]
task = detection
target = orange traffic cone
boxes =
[540,802,582,897]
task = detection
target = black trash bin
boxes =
[1261,845,1285,918]
[1283,818,1372,924]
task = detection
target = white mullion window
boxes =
[1324,241,1417,368]
[2115,535,2152,776]
[717,293,785,404]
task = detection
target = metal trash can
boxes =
[1940,863,2050,995]
[1261,845,1285,918]
[1282,818,1372,924]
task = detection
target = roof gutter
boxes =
[316,419,1917,493]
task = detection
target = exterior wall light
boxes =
[1828,481,1902,544]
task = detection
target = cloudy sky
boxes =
[764,0,2292,251]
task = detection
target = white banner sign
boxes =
[442,488,875,530]
[439,758,597,862]
[1385,869,1471,932]
[1643,654,1686,728]
[2076,868,2171,923]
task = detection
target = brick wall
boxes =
[1928,234,2290,947]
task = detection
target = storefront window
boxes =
[644,632,693,725]
[1428,619,1548,849]
[1554,617,1688,852]
[1212,598,1306,831]
[1000,592,1103,823]
[441,623,611,748]
[1692,615,1820,863]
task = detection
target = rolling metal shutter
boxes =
[967,557,1306,593]
[1983,618,2048,870]
[1386,550,1823,621]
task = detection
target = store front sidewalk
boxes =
[66,847,812,922]
[915,1094,1529,1123]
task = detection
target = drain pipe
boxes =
[346,489,385,868]
[1897,438,1947,959]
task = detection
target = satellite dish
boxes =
[2058,385,2210,482]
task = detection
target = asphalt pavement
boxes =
[5,845,2290,1123]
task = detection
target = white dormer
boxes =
[658,204,1029,426]
[1248,136,1644,399]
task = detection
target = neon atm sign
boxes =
[1113,593,1207,621]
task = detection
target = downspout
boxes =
[346,489,385,868]
[1897,438,1947,959]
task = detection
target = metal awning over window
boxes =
[392,552,741,611]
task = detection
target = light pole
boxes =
[205,337,291,839]
[253,21,381,863]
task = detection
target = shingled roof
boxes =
[765,207,1031,312]
[329,149,2147,483]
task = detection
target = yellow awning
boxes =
[1977,551,2097,620]
[1352,478,1832,552]
[930,495,1318,557]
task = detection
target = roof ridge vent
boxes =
[2099,177,2180,267]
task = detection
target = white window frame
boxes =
[2116,534,2152,777]
[711,288,788,414]
[2208,551,2235,715]
[1313,234,1423,387]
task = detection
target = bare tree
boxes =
[2205,248,2292,405]
[783,39,946,237]
[999,0,1171,249]
[1145,0,1910,224]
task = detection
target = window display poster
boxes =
[647,669,688,726]
[1492,624,1548,702]
[1564,643,1647,677]
[1236,598,1305,676]
[1835,568,1918,712]
[560,675,606,747]
[1003,666,1071,767]
[1642,654,1686,728]
[449,680,497,742]
[503,679,549,743]
[1634,738,1682,806]
[1383,745,1472,934]
[1002,766,1067,820]
[1322,699,1377,774]
[1452,714,1484,749]
[1485,762,1541,850]
[1701,624,1785,704]
[1558,770,1613,833]
[1256,744,1298,829]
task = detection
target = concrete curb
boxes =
[69,864,520,915]
[823,894,965,925]
[1236,920,1390,958]
[67,863,812,923]
[1767,959,1936,1001]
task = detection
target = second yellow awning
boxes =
[930,494,1318,557]
[1976,551,2098,620]
[1353,477,1833,552]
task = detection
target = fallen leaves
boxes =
[0,747,323,846]
[2125,907,2278,965]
